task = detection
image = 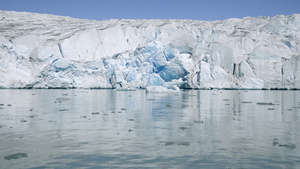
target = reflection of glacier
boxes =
[0,11,300,89]
[1,90,300,168]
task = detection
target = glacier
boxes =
[0,10,300,90]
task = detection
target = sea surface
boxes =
[0,89,299,169]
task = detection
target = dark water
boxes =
[0,89,299,169]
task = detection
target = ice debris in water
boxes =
[58,108,68,111]
[56,97,71,101]
[4,153,28,160]
[278,143,296,149]
[257,102,275,105]
[165,141,190,146]
[146,86,180,93]
[20,119,27,122]
[0,11,300,90]
[273,138,296,149]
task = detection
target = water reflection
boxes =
[0,89,299,168]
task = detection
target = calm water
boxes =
[0,89,299,169]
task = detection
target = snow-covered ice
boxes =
[0,11,300,90]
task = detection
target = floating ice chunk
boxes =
[146,86,179,93]
[56,96,71,101]
[4,153,27,160]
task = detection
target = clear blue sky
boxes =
[1,0,300,21]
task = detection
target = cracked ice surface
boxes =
[0,11,300,90]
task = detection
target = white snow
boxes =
[0,11,300,90]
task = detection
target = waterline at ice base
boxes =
[1,11,300,90]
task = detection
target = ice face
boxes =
[0,11,300,90]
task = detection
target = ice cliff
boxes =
[0,11,300,89]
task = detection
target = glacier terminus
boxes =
[0,11,300,90]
